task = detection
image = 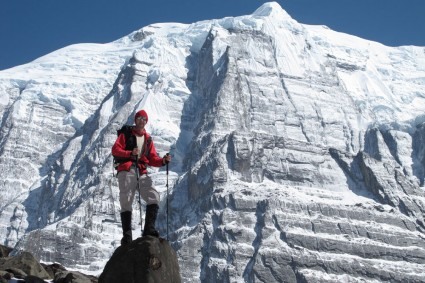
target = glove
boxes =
[163,153,171,165]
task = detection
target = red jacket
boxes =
[112,129,164,174]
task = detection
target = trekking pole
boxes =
[133,149,143,233]
[136,167,143,231]
[165,153,170,241]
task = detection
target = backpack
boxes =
[113,125,152,170]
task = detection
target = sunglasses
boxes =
[136,117,147,122]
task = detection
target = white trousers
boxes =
[117,168,160,212]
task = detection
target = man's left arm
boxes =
[147,139,171,167]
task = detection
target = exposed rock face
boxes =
[0,2,425,283]
[163,4,425,282]
[99,237,181,283]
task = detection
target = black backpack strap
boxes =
[143,137,152,158]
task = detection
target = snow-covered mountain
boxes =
[1,2,425,282]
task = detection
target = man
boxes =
[112,109,171,245]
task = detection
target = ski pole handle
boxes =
[131,147,139,155]
[164,153,171,165]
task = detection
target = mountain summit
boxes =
[1,2,425,282]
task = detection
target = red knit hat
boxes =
[135,110,148,123]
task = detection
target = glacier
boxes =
[0,2,425,282]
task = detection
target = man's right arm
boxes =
[112,134,132,158]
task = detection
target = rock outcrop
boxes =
[0,245,97,282]
[0,251,50,281]
[99,236,181,283]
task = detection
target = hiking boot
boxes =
[120,211,132,245]
[121,231,132,245]
[142,204,159,237]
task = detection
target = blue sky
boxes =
[1,0,424,71]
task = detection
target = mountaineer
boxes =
[112,110,171,245]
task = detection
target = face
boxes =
[135,116,147,128]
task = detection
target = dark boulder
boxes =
[41,262,67,279]
[54,270,97,283]
[24,275,48,283]
[5,267,27,279]
[99,236,181,283]
[0,245,12,258]
[0,251,50,279]
[0,270,12,282]
[0,250,97,282]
